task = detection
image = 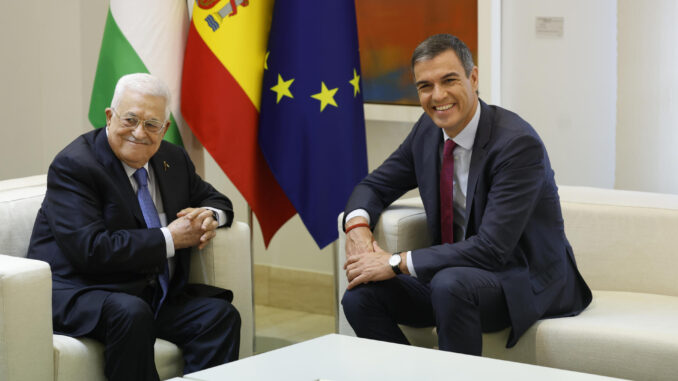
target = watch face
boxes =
[389,254,401,266]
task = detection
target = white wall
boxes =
[616,0,678,194]
[0,1,108,180]
[501,0,617,188]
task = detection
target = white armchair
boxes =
[0,175,254,381]
[336,187,678,380]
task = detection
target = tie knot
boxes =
[443,139,456,157]
[133,167,148,188]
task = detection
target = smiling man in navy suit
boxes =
[27,74,240,380]
[342,34,591,355]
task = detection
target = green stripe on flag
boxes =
[88,9,183,146]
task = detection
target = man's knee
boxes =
[430,268,481,304]
[341,285,374,318]
[100,293,155,338]
[206,299,241,331]
[221,301,241,329]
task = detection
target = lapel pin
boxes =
[163,161,170,171]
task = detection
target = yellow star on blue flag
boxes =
[310,82,338,111]
[349,69,361,97]
[271,74,294,104]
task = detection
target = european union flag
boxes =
[258,0,368,248]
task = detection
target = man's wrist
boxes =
[345,215,370,233]
[345,209,370,227]
[346,222,370,234]
[399,252,408,274]
[203,207,226,227]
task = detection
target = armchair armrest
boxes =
[188,221,253,358]
[0,254,54,381]
[371,197,429,253]
[336,197,429,335]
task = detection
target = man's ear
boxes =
[470,66,479,92]
[160,120,170,140]
[105,108,113,127]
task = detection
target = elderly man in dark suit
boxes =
[27,73,240,380]
[342,34,591,355]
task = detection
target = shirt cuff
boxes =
[345,209,370,227]
[204,206,228,227]
[161,227,175,258]
[406,250,417,277]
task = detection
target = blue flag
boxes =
[258,0,368,248]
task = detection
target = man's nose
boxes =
[131,123,148,139]
[432,84,445,101]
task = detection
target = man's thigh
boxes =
[155,293,237,345]
[430,267,509,332]
[86,292,155,347]
[343,274,436,328]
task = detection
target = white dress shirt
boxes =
[345,102,481,277]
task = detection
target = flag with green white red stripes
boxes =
[88,0,188,146]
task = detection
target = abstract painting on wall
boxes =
[356,0,478,105]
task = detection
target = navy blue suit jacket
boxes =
[27,128,234,337]
[345,100,591,346]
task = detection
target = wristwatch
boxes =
[389,252,402,275]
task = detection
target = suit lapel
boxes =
[465,100,492,231]
[93,129,145,226]
[149,143,180,222]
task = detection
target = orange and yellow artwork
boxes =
[356,0,477,105]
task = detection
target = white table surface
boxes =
[183,334,624,381]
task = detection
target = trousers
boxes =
[88,288,240,381]
[342,266,510,355]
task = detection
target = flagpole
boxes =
[248,204,256,353]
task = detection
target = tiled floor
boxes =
[254,305,336,354]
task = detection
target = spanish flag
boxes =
[181,0,295,245]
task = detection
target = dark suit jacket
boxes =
[27,128,234,337]
[345,100,591,346]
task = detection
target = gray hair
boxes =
[411,34,475,77]
[110,73,171,120]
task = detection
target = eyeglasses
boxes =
[111,108,166,134]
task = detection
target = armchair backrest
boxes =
[559,185,678,297]
[0,175,47,258]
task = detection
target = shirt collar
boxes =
[442,101,481,151]
[121,161,149,179]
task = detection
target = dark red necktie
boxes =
[440,139,455,244]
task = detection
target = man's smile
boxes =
[125,136,151,145]
[434,103,455,112]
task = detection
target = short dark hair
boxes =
[411,34,475,77]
